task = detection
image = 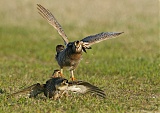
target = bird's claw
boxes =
[70,76,76,81]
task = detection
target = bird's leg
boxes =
[61,90,68,97]
[59,72,64,78]
[60,68,63,74]
[70,70,76,81]
[60,68,65,78]
[58,69,63,78]
[53,91,61,101]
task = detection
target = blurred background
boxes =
[0,0,159,112]
[0,0,158,34]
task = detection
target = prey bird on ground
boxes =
[9,70,106,100]
[37,4,124,80]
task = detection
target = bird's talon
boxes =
[59,72,64,78]
[71,77,76,81]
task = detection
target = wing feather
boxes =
[37,4,69,45]
[81,32,124,46]
[68,81,106,98]
[8,83,44,98]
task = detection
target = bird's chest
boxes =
[69,53,82,60]
[64,53,82,67]
[57,51,82,68]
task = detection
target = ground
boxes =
[0,0,159,113]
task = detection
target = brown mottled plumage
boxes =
[9,70,106,100]
[37,4,124,80]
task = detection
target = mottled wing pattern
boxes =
[67,81,106,98]
[37,4,69,45]
[8,83,44,98]
[44,77,68,98]
[81,32,124,46]
[44,78,57,98]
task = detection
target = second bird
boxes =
[37,4,124,80]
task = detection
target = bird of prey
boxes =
[9,70,106,100]
[37,4,124,80]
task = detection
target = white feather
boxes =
[67,85,88,93]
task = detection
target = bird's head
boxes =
[51,69,63,78]
[67,41,84,53]
[56,45,65,53]
[55,79,68,91]
[73,41,83,53]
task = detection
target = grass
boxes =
[0,0,159,112]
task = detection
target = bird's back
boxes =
[44,77,67,98]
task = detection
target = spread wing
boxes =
[81,32,124,46]
[67,81,106,98]
[37,4,69,46]
[8,83,44,98]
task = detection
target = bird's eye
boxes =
[76,41,79,44]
